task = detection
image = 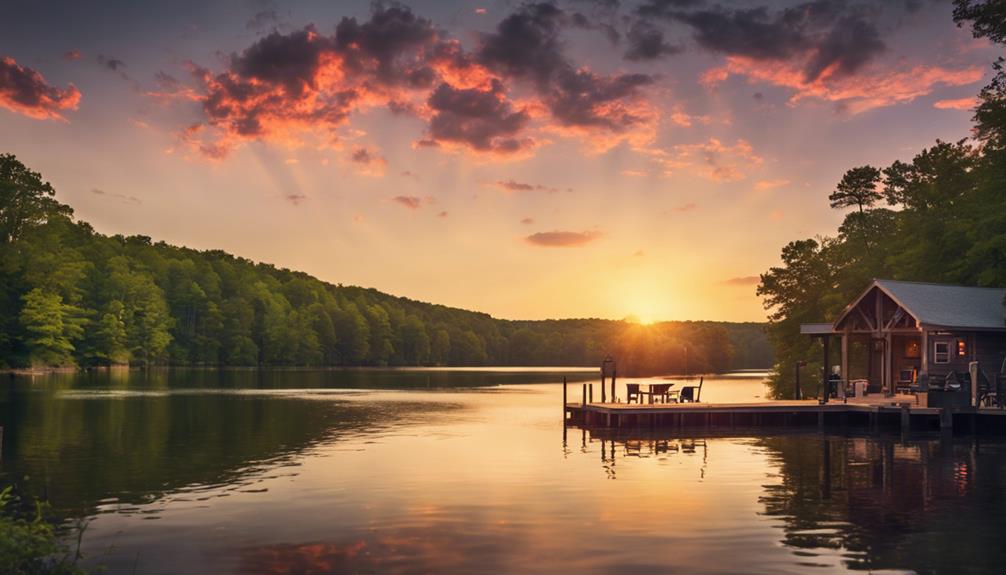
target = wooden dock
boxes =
[565,396,1006,434]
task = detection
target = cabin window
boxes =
[904,340,920,359]
[934,341,950,364]
[957,339,967,357]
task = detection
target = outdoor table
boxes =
[640,383,676,404]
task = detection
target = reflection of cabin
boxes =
[801,280,1006,398]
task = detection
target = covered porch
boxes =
[801,280,1006,407]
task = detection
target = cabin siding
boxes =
[925,332,973,380]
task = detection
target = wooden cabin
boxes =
[802,280,1006,401]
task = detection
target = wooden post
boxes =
[818,410,824,430]
[822,335,831,403]
[611,376,616,404]
[900,404,910,435]
[582,384,587,406]
[840,333,849,401]
[563,376,567,411]
[612,368,617,400]
[589,384,593,404]
[940,408,952,433]
[795,362,802,400]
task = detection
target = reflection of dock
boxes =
[565,395,1006,434]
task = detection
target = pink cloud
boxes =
[651,138,763,182]
[933,97,977,111]
[704,56,984,114]
[0,56,81,120]
[754,178,790,191]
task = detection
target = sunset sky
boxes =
[1,0,998,322]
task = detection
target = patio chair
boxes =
[678,377,704,403]
[626,383,641,404]
[649,383,675,403]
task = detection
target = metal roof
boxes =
[873,279,1006,330]
[800,323,835,335]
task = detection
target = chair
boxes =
[678,377,704,403]
[626,383,641,404]
[649,383,674,403]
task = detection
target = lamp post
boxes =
[795,361,807,400]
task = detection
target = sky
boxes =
[0,0,999,323]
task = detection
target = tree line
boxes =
[757,1,1006,398]
[0,155,771,374]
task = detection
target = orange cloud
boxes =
[722,275,759,286]
[704,56,984,114]
[651,138,763,182]
[754,178,790,191]
[524,230,602,247]
[933,97,977,111]
[0,56,81,120]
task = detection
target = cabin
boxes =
[801,280,1006,404]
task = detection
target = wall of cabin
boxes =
[975,332,1006,376]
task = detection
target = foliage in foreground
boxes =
[0,486,90,575]
[757,0,1006,398]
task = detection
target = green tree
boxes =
[19,288,83,366]
[828,166,882,213]
[0,154,73,244]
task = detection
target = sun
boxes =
[638,316,655,326]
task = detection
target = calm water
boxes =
[2,369,1005,574]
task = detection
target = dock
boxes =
[564,395,1006,434]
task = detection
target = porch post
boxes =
[840,332,849,401]
[884,332,893,397]
[822,335,831,403]
[920,329,928,377]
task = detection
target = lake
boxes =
[2,368,1005,574]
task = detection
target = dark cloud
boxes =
[97,54,126,72]
[63,50,82,61]
[669,1,887,81]
[351,147,375,163]
[0,56,81,120]
[232,26,328,97]
[524,230,602,247]
[437,210,448,217]
[477,2,567,84]
[546,68,653,130]
[246,9,281,32]
[334,2,439,87]
[477,2,655,134]
[392,195,423,209]
[635,0,705,19]
[493,179,564,193]
[624,21,684,61]
[285,193,307,205]
[520,217,535,225]
[90,188,141,204]
[423,80,533,154]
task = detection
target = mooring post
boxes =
[611,376,616,404]
[589,384,594,403]
[940,408,953,433]
[582,384,587,406]
[612,368,617,401]
[563,376,567,410]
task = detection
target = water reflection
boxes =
[3,371,1005,574]
[577,426,1006,573]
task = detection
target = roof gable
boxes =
[833,279,1006,331]
[874,280,1006,330]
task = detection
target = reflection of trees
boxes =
[0,371,461,517]
[757,435,1006,574]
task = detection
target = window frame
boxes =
[933,341,950,364]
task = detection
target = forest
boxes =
[0,154,771,374]
[757,1,1006,398]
